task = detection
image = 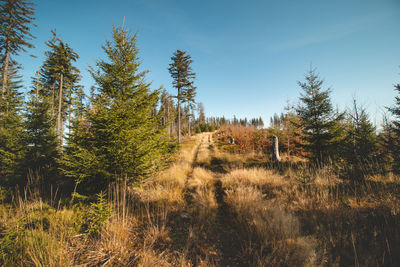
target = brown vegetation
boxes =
[1,132,399,266]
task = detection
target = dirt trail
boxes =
[182,132,242,266]
[183,133,210,205]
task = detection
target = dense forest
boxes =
[0,0,399,266]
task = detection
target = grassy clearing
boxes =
[1,132,399,266]
[218,164,400,266]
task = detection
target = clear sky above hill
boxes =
[17,0,400,125]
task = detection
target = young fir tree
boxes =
[168,49,196,143]
[388,82,400,173]
[296,67,343,164]
[343,99,378,178]
[0,63,25,185]
[379,114,396,171]
[62,25,172,193]
[281,103,303,157]
[0,0,35,101]
[23,74,59,186]
[39,30,80,150]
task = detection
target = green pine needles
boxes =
[296,67,344,164]
[86,191,111,237]
[61,25,173,193]
[388,82,400,173]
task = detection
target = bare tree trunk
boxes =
[188,115,191,136]
[61,116,64,148]
[272,135,281,162]
[35,71,40,102]
[68,109,71,137]
[166,101,170,137]
[177,88,181,143]
[57,73,63,150]
[51,80,56,118]
[1,48,10,100]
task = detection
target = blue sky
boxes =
[17,0,400,125]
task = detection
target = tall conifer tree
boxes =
[0,63,25,185]
[62,25,172,193]
[23,75,59,186]
[39,30,80,150]
[168,50,196,143]
[0,0,35,100]
[388,82,400,173]
[296,67,343,163]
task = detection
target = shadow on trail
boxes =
[212,180,244,266]
[194,157,231,174]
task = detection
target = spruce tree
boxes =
[388,82,400,173]
[282,103,303,157]
[379,115,396,171]
[343,99,378,178]
[168,49,196,143]
[296,67,343,163]
[23,76,59,186]
[0,0,35,100]
[62,25,172,193]
[39,30,80,149]
[0,63,25,185]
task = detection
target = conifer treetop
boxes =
[90,25,149,101]
[0,0,35,56]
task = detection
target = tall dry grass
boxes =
[218,159,400,266]
[1,132,398,266]
[221,168,316,266]
[0,135,206,266]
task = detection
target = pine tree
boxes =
[62,25,173,193]
[296,67,343,163]
[0,63,25,185]
[39,30,80,150]
[168,49,196,143]
[23,75,59,186]
[0,0,35,101]
[343,99,378,178]
[379,114,396,171]
[388,82,400,173]
[281,103,303,157]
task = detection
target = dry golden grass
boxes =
[134,162,190,205]
[223,176,316,266]
[188,167,214,189]
[133,135,203,205]
[0,197,77,266]
[188,167,218,226]
[222,167,287,189]
[2,133,399,266]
